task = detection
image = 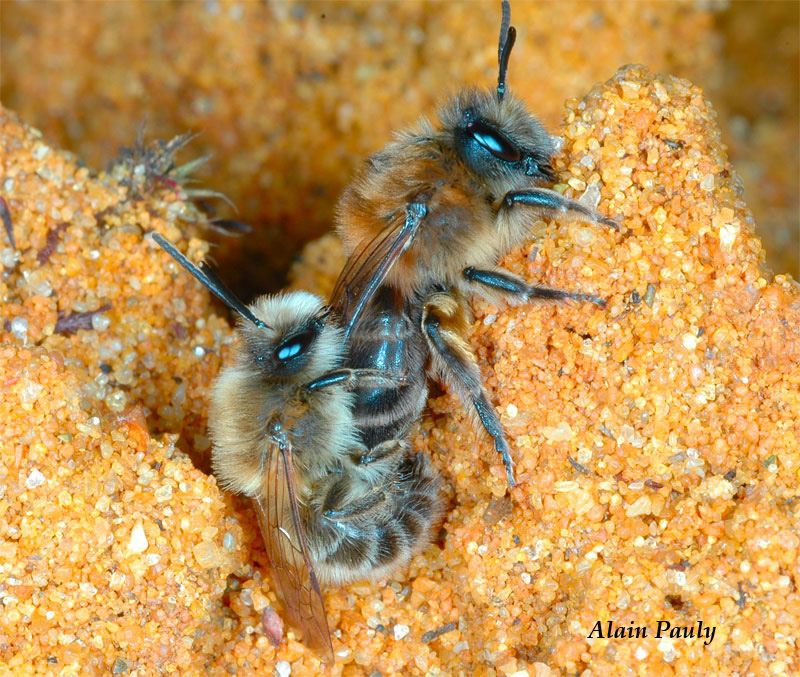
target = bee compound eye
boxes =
[466,119,522,163]
[274,327,316,363]
[277,343,302,361]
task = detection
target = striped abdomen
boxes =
[304,444,443,586]
[347,286,428,448]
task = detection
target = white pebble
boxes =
[19,379,43,405]
[578,182,600,209]
[1,247,18,268]
[28,277,52,297]
[682,332,698,351]
[77,583,97,601]
[659,638,677,663]
[10,317,28,341]
[275,660,292,677]
[719,222,738,250]
[127,520,148,554]
[393,623,410,640]
[25,468,46,489]
[700,174,715,191]
[568,177,587,192]
[573,226,596,247]
[154,484,173,502]
[194,346,206,357]
[106,389,127,413]
[91,313,110,332]
[625,496,652,517]
[32,143,50,160]
[506,403,518,418]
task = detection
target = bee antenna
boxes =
[496,0,516,102]
[149,232,270,330]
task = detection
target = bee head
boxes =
[148,234,343,383]
[446,90,555,187]
[238,291,343,380]
[440,1,556,191]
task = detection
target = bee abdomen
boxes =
[353,382,428,448]
[348,288,430,447]
[308,451,442,586]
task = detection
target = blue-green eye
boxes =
[274,328,315,362]
[277,343,301,360]
[466,119,521,162]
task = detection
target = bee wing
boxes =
[331,202,426,340]
[253,437,334,662]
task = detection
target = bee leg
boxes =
[323,492,386,522]
[503,187,618,229]
[320,476,388,521]
[463,266,605,307]
[422,299,516,488]
[349,439,410,487]
[353,439,406,470]
[304,368,406,392]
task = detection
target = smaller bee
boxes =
[151,233,442,661]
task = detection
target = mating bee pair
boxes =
[152,0,616,661]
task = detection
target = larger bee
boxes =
[333,1,616,487]
[151,233,442,661]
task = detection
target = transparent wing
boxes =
[253,436,333,662]
[330,202,426,341]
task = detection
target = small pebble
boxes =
[393,624,410,641]
[25,468,46,489]
[91,313,111,331]
[127,521,148,554]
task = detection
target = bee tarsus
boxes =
[503,187,619,229]
[463,266,606,307]
[420,293,516,487]
[304,368,405,392]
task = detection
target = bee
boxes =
[333,1,616,487]
[150,233,442,661]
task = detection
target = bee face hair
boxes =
[442,89,556,188]
[237,291,343,379]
